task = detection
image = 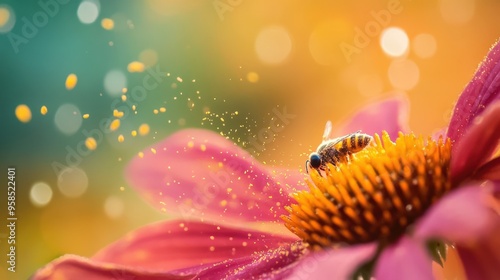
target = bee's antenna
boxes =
[305,160,310,174]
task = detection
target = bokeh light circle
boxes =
[388,59,420,90]
[57,167,89,198]
[255,26,292,65]
[380,27,409,57]
[0,5,15,33]
[104,70,127,97]
[77,0,100,24]
[247,72,259,83]
[412,33,437,59]
[139,49,159,67]
[54,104,82,135]
[30,182,53,207]
[104,195,125,219]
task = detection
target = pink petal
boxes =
[336,95,410,140]
[447,38,500,145]
[31,255,194,280]
[474,156,500,181]
[92,220,297,272]
[414,182,500,245]
[450,101,500,184]
[456,184,500,280]
[374,237,433,280]
[457,230,500,280]
[286,243,376,280]
[194,241,305,280]
[126,129,305,224]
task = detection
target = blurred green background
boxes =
[0,0,499,279]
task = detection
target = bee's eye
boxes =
[310,153,321,168]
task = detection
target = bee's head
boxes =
[309,153,321,169]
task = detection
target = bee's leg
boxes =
[316,168,323,177]
[325,164,331,171]
[305,160,310,174]
[317,164,328,177]
[346,152,353,163]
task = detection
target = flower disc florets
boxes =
[283,132,452,250]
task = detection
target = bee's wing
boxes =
[329,135,348,146]
[322,120,334,142]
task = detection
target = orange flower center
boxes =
[282,132,452,250]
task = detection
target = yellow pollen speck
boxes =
[101,18,114,30]
[128,61,145,73]
[210,235,215,240]
[85,137,97,150]
[83,114,90,119]
[235,111,239,115]
[65,73,78,90]
[132,105,136,111]
[247,72,259,83]
[153,109,159,114]
[209,246,215,252]
[117,135,124,142]
[177,77,183,82]
[110,119,120,131]
[242,242,248,247]
[159,107,166,112]
[200,144,207,151]
[121,95,127,101]
[40,106,48,115]
[119,186,125,191]
[187,141,194,148]
[138,152,144,158]
[113,109,124,118]
[151,148,156,154]
[0,8,10,27]
[138,124,150,136]
[218,162,223,168]
[15,104,31,123]
[131,130,137,137]
[122,88,127,94]
[220,200,227,207]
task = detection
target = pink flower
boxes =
[33,39,500,280]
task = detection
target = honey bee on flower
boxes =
[306,120,373,175]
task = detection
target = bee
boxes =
[306,121,372,175]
